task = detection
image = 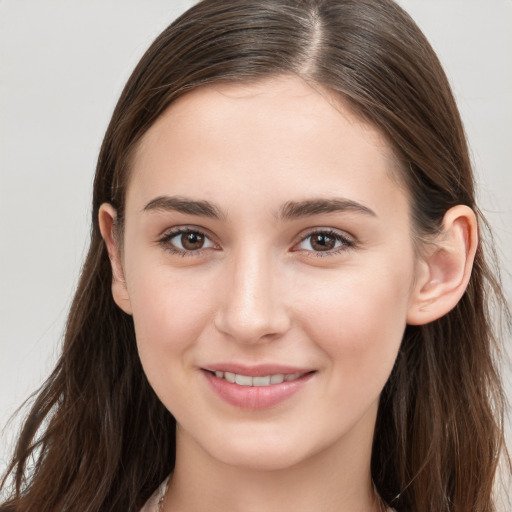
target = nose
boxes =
[214,248,291,344]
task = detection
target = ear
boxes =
[407,205,478,325]
[98,203,133,315]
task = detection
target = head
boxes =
[11,1,505,511]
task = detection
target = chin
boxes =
[216,449,305,472]
[202,433,320,472]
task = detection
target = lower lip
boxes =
[203,370,314,410]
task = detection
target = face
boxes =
[108,75,421,471]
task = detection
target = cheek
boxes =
[127,269,220,412]
[296,262,413,383]
[127,267,216,370]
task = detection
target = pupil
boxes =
[312,234,334,251]
[182,232,204,250]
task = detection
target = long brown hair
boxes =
[1,1,509,510]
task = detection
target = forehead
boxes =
[137,76,390,155]
[127,75,407,217]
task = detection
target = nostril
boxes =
[213,301,291,344]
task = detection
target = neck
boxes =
[164,412,385,512]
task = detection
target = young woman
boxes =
[1,0,509,511]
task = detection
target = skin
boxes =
[99,75,477,512]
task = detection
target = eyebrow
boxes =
[277,198,376,220]
[142,195,376,220]
[143,195,224,219]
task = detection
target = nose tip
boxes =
[215,298,290,344]
[213,259,291,344]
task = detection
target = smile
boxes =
[202,367,316,409]
[211,371,306,386]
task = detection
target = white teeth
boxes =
[235,374,253,386]
[253,376,271,386]
[270,374,285,384]
[211,371,306,386]
[285,372,302,382]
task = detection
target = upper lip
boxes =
[201,363,314,377]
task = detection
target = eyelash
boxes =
[296,229,356,257]
[158,228,356,257]
[158,227,218,257]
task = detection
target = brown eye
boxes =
[310,233,336,251]
[163,229,216,253]
[297,230,353,254]
[181,232,205,250]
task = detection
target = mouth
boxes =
[201,366,316,409]
[204,369,313,387]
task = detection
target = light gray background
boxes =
[1,0,511,502]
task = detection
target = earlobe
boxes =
[98,203,133,315]
[407,205,478,325]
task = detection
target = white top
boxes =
[139,477,169,512]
